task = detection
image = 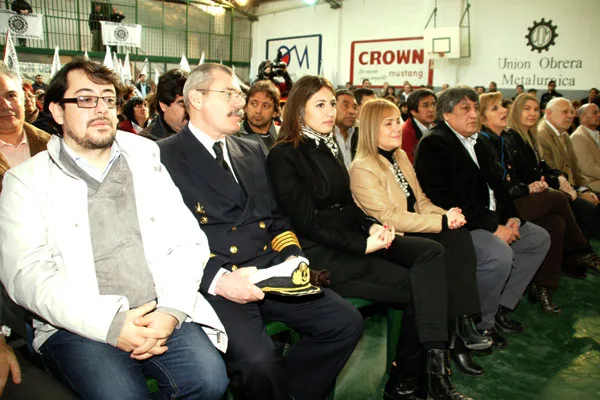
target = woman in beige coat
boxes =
[350,99,488,378]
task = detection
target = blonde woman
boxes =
[349,98,489,382]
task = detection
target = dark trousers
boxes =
[207,289,363,400]
[407,228,481,318]
[516,190,588,288]
[329,235,449,344]
[570,196,600,240]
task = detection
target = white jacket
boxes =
[0,132,227,352]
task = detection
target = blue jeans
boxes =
[39,322,228,400]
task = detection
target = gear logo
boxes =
[114,26,129,42]
[525,18,558,53]
[8,15,28,34]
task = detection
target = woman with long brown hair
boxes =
[267,76,481,400]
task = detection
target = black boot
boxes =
[427,349,472,400]
[495,305,524,334]
[384,365,420,400]
[454,315,493,350]
[528,284,562,315]
[451,349,483,376]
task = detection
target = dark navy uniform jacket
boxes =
[158,125,303,294]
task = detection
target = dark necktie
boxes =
[213,141,233,176]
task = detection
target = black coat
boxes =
[158,126,303,293]
[503,128,563,190]
[414,121,520,232]
[267,139,377,284]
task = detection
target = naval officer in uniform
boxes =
[158,63,364,400]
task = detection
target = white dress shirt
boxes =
[188,121,239,183]
[447,122,497,211]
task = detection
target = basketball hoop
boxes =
[429,52,448,70]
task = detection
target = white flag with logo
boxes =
[0,10,43,40]
[2,31,21,79]
[122,51,132,84]
[112,53,121,77]
[103,46,113,70]
[179,54,190,72]
[101,21,142,48]
[50,46,61,78]
[140,58,148,77]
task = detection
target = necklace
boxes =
[389,156,411,198]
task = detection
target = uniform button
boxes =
[259,221,266,229]
[231,265,238,271]
[231,226,237,231]
[230,246,238,254]
[263,245,267,251]
[200,216,208,224]
[150,217,155,222]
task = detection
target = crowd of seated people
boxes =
[0,56,599,400]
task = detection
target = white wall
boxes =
[250,0,599,95]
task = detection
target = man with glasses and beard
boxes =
[0,58,229,399]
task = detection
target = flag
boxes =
[179,54,190,72]
[140,57,148,77]
[84,50,89,59]
[122,51,132,84]
[2,31,20,79]
[154,66,160,86]
[232,65,240,86]
[112,53,121,77]
[50,46,61,78]
[101,21,142,48]
[103,46,113,69]
[199,51,205,65]
[0,10,43,40]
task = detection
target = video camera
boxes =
[258,50,288,79]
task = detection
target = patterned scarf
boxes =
[301,124,339,159]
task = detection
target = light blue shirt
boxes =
[61,139,121,182]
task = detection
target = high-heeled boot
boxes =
[427,349,472,400]
[454,315,492,350]
[528,284,562,315]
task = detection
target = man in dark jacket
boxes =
[415,86,550,350]
[11,0,32,47]
[141,69,188,141]
[88,4,107,52]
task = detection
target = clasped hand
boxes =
[528,177,548,194]
[366,223,396,254]
[445,207,466,229]
[116,301,179,361]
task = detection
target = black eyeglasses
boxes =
[61,96,121,109]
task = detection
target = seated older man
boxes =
[571,103,600,192]
[414,86,550,351]
[538,98,600,240]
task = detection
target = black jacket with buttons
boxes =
[159,125,303,294]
